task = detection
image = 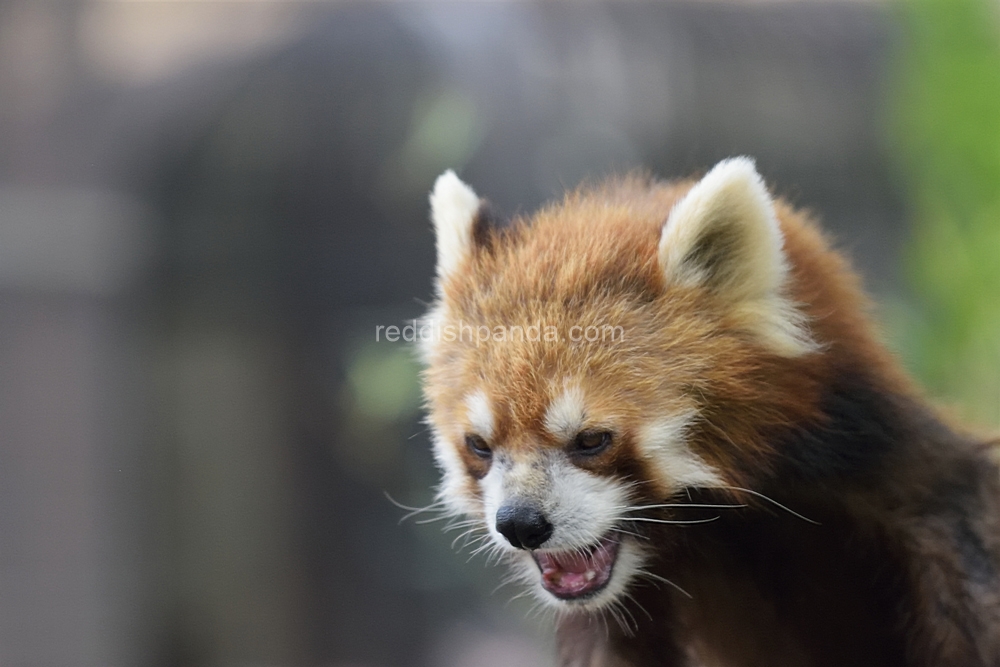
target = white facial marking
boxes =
[429,426,474,516]
[415,304,443,363]
[465,390,494,440]
[544,385,586,441]
[480,461,506,544]
[543,456,627,549]
[638,412,725,489]
[430,170,480,281]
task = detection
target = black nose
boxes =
[495,502,553,550]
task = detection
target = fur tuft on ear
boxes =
[430,170,481,281]
[659,157,816,357]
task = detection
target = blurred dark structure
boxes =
[0,2,902,666]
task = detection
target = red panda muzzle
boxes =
[534,535,620,599]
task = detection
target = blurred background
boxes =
[0,0,996,665]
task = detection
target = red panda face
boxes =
[420,161,819,611]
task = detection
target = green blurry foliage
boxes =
[338,339,423,483]
[892,0,1000,429]
[380,88,485,208]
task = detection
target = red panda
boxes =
[418,158,1000,666]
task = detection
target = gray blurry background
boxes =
[0,2,906,666]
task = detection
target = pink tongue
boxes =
[535,538,618,598]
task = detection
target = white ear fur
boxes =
[659,157,816,357]
[430,170,481,281]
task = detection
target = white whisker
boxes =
[619,600,640,635]
[638,571,693,599]
[414,513,459,525]
[724,486,820,525]
[440,519,482,532]
[504,589,533,607]
[610,527,648,541]
[616,502,747,512]
[606,601,634,636]
[624,592,654,623]
[384,491,451,523]
[626,516,721,525]
[450,527,487,550]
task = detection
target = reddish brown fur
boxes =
[422,173,1000,666]
[428,177,871,486]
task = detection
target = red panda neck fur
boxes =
[421,163,1000,667]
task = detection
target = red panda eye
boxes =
[465,434,492,459]
[571,430,613,455]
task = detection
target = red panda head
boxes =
[420,159,823,611]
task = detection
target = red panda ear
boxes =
[429,170,485,283]
[658,157,817,357]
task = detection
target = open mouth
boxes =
[532,535,620,600]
